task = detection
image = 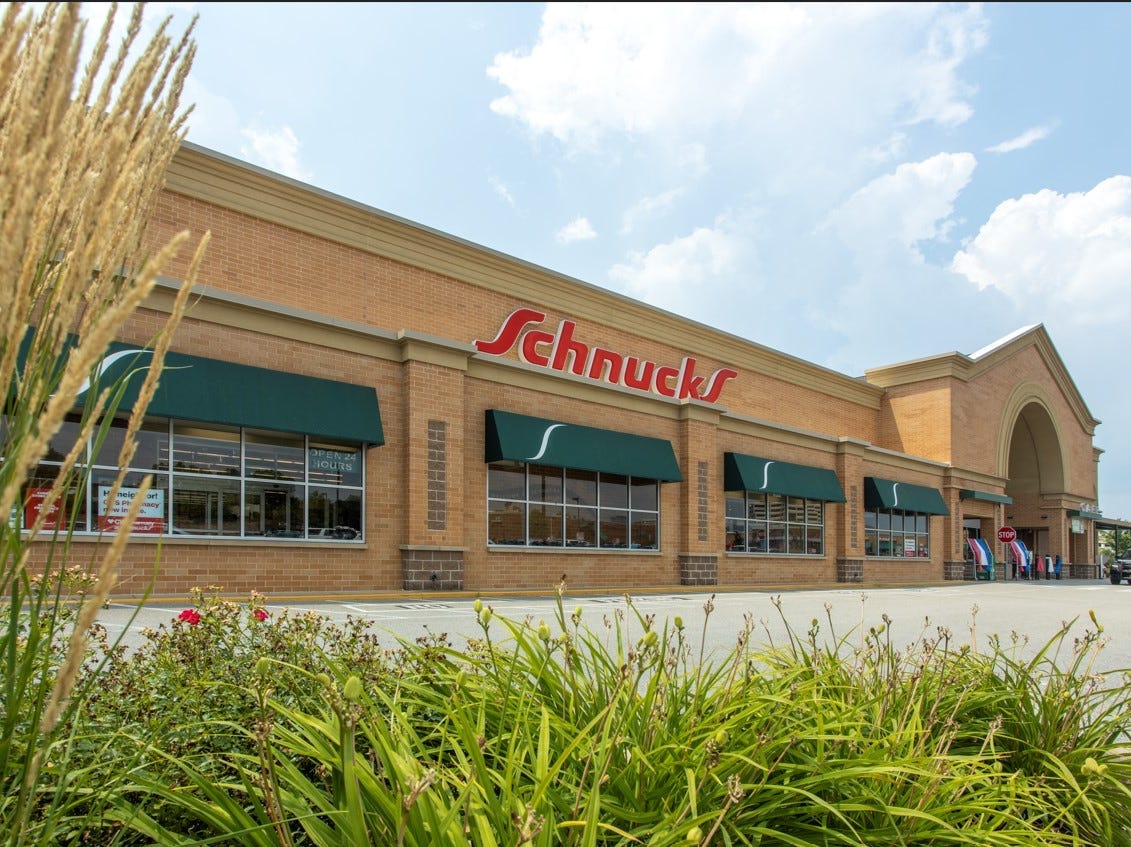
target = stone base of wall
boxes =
[679,554,718,586]
[945,559,970,581]
[401,547,464,591]
[836,558,863,583]
[1070,562,1099,580]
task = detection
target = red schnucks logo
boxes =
[474,308,738,404]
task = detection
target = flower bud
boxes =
[643,630,658,648]
[686,826,703,843]
[674,615,684,629]
[473,598,483,614]
[255,657,271,677]
[342,675,363,703]
[538,621,551,642]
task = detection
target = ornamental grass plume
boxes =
[0,2,207,841]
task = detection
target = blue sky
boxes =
[80,2,1131,520]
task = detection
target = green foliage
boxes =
[53,590,1131,846]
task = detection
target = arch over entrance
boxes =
[997,385,1068,566]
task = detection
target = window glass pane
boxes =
[806,527,823,555]
[599,509,629,548]
[565,469,597,507]
[172,477,240,536]
[806,501,823,524]
[245,481,305,538]
[726,518,746,551]
[94,471,167,535]
[488,500,525,545]
[308,486,362,539]
[767,494,786,522]
[308,443,363,487]
[877,511,890,531]
[630,513,658,550]
[916,514,928,533]
[488,462,525,500]
[528,464,563,504]
[767,524,786,554]
[787,497,805,523]
[915,535,929,557]
[24,464,87,532]
[528,503,563,546]
[864,531,876,556]
[630,479,658,511]
[565,505,597,547]
[725,493,745,519]
[747,494,767,521]
[599,474,629,509]
[864,510,877,529]
[172,424,240,476]
[44,413,86,464]
[890,512,904,532]
[91,416,169,470]
[787,524,805,554]
[246,430,305,482]
[749,524,768,552]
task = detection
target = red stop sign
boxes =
[997,526,1017,544]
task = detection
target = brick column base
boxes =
[943,559,967,581]
[836,558,863,583]
[401,548,464,591]
[679,554,718,586]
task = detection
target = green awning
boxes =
[1068,508,1104,520]
[959,489,1013,505]
[864,477,949,515]
[19,335,383,445]
[485,409,682,481]
[724,452,845,502]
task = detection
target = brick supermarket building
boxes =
[28,142,1107,596]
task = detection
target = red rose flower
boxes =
[178,609,201,626]
[253,609,269,621]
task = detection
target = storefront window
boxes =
[864,507,930,558]
[488,462,661,550]
[725,491,825,555]
[22,417,367,541]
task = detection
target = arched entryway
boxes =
[999,390,1070,572]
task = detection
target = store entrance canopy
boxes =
[485,409,682,481]
[724,453,845,502]
[865,477,949,515]
[18,336,384,445]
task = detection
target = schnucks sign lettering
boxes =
[474,308,738,404]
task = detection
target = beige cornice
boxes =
[166,143,881,409]
[396,331,472,370]
[864,325,1098,433]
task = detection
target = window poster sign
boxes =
[24,487,66,530]
[308,448,361,475]
[98,485,165,533]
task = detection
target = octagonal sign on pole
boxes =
[997,526,1017,544]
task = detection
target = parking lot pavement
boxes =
[94,578,1131,672]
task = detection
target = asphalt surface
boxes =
[95,577,1131,674]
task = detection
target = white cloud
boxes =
[490,175,517,207]
[487,4,986,152]
[556,216,597,244]
[825,152,978,257]
[239,126,312,182]
[986,124,1054,154]
[952,176,1131,323]
[608,225,743,311]
[620,188,684,234]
